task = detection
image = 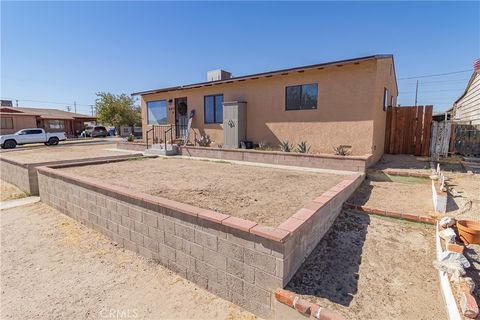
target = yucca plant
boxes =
[258,140,268,150]
[296,141,311,154]
[333,145,352,156]
[279,140,293,152]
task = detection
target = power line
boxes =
[399,78,470,84]
[0,97,92,107]
[397,69,472,80]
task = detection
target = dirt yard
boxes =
[61,157,346,227]
[0,179,28,201]
[372,154,464,174]
[445,173,480,222]
[348,176,435,217]
[286,210,446,320]
[0,142,138,164]
[0,203,255,320]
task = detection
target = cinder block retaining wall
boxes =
[180,146,372,172]
[37,164,363,318]
[0,154,142,195]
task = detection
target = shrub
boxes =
[279,140,293,152]
[126,134,135,142]
[258,140,268,150]
[333,145,352,156]
[296,141,311,153]
[196,135,212,147]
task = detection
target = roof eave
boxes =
[131,54,394,96]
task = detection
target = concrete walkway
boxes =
[0,196,40,210]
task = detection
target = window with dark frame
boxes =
[204,94,224,124]
[48,120,65,129]
[0,117,13,129]
[285,83,318,110]
[383,88,389,111]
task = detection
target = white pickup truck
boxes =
[0,128,66,149]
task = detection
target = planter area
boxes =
[116,141,148,152]
[0,144,142,195]
[179,146,373,172]
[36,157,363,318]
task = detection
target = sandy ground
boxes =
[348,177,435,217]
[372,154,465,174]
[286,210,446,320]
[445,173,480,222]
[0,179,28,201]
[0,203,256,320]
[61,157,345,227]
[0,142,138,164]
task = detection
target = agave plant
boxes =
[279,140,293,152]
[333,145,352,156]
[296,141,311,154]
[195,135,212,147]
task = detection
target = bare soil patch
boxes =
[348,177,435,217]
[61,157,345,227]
[0,203,256,320]
[0,179,28,201]
[0,143,137,164]
[372,154,465,174]
[286,211,446,320]
[445,173,480,222]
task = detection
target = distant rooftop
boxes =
[0,106,95,120]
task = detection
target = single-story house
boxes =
[0,106,96,137]
[452,61,480,125]
[133,54,398,163]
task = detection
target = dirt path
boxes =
[0,203,255,320]
[286,211,446,320]
[0,179,28,201]
[348,177,435,217]
[60,157,345,227]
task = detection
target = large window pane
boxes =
[286,85,301,110]
[215,95,223,123]
[204,96,215,123]
[301,83,318,109]
[147,100,167,125]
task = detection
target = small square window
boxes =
[286,83,318,110]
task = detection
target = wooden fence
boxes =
[384,105,433,156]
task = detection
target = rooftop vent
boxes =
[207,69,232,82]
[1,100,13,107]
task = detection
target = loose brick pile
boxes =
[274,289,345,320]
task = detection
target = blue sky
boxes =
[2,1,479,114]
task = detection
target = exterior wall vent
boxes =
[207,69,232,82]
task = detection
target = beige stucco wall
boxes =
[141,58,396,158]
[0,115,37,135]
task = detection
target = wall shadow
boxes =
[285,210,370,307]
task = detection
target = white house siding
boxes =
[454,72,480,125]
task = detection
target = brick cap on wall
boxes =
[274,288,346,320]
[37,160,362,245]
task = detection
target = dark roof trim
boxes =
[131,54,394,96]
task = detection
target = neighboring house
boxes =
[133,54,398,162]
[120,126,142,138]
[452,64,480,125]
[0,106,96,137]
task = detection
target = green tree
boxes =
[95,92,141,135]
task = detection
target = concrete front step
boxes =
[144,144,179,156]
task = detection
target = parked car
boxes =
[82,125,108,138]
[108,127,116,136]
[0,128,66,149]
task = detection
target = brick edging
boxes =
[274,288,346,320]
[344,202,436,224]
[367,168,431,179]
[38,164,362,244]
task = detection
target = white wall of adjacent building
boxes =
[454,72,480,125]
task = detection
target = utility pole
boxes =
[15,99,18,107]
[66,106,71,112]
[414,80,419,106]
[90,105,95,116]
[74,101,77,113]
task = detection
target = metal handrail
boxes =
[146,127,154,149]
[164,124,173,150]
